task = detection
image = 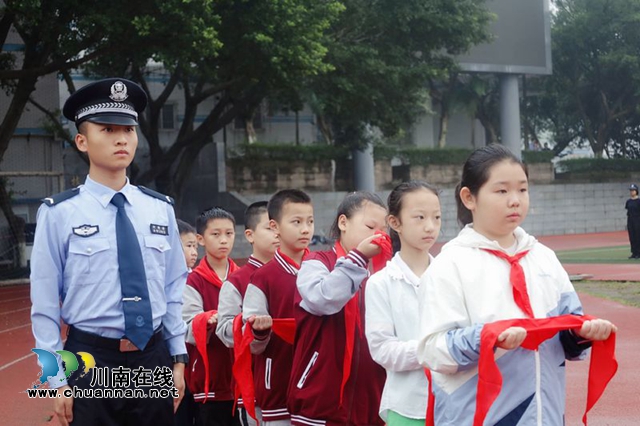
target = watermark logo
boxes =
[26,349,178,399]
[30,349,95,387]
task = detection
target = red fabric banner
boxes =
[232,316,296,421]
[474,315,617,426]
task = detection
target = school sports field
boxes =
[0,231,637,425]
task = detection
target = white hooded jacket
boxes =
[417,225,588,426]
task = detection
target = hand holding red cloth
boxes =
[371,231,392,272]
[334,232,392,404]
[191,310,217,402]
[232,315,296,421]
[474,315,617,426]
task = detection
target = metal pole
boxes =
[499,74,522,159]
[353,143,375,192]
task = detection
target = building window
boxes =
[161,104,175,130]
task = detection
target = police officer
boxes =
[30,78,189,426]
[626,183,640,259]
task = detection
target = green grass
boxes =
[573,281,640,308]
[555,245,637,264]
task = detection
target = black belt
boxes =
[68,326,164,352]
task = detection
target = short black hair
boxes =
[177,219,196,236]
[245,201,269,231]
[267,189,312,223]
[196,207,236,235]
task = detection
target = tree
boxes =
[1,0,212,265]
[529,0,640,157]
[79,0,343,203]
[300,0,493,148]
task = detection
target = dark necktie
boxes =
[111,192,153,350]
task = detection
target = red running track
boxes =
[0,231,636,425]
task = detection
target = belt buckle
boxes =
[119,339,140,352]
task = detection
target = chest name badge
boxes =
[72,224,99,237]
[150,224,169,236]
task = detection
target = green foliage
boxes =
[374,146,473,165]
[229,143,349,163]
[301,0,493,147]
[557,158,640,173]
[527,0,640,158]
[522,150,555,164]
[228,144,555,167]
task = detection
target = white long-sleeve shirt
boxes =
[365,252,433,420]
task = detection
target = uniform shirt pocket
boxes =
[67,237,111,285]
[144,234,170,279]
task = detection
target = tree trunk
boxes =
[245,110,257,144]
[0,181,26,268]
[437,106,449,148]
[317,114,333,145]
[0,72,41,268]
[295,110,300,145]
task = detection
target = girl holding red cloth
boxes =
[417,144,616,426]
[288,192,390,426]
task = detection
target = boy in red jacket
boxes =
[216,201,279,426]
[183,207,239,426]
[243,190,314,426]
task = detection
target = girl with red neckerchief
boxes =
[288,192,392,426]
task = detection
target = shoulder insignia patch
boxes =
[42,187,81,207]
[138,186,174,205]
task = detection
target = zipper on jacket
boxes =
[297,351,319,389]
[265,358,272,390]
[535,350,542,426]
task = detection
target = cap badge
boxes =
[109,81,128,102]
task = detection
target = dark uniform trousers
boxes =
[629,217,640,257]
[64,327,173,426]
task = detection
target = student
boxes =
[365,181,441,426]
[30,78,189,426]
[183,207,240,426]
[625,183,640,259]
[216,201,279,426]
[417,144,617,425]
[288,192,388,426]
[175,218,199,426]
[178,219,199,271]
[243,189,314,426]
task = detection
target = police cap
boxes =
[63,78,147,127]
[630,184,638,191]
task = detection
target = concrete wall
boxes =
[227,181,629,258]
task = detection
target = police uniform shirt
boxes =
[626,198,640,218]
[30,176,188,388]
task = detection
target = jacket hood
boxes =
[442,224,537,254]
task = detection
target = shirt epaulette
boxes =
[41,187,81,206]
[138,186,175,205]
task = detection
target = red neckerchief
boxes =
[334,231,392,404]
[232,315,296,421]
[191,310,217,402]
[193,257,240,288]
[474,315,617,426]
[482,249,534,318]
